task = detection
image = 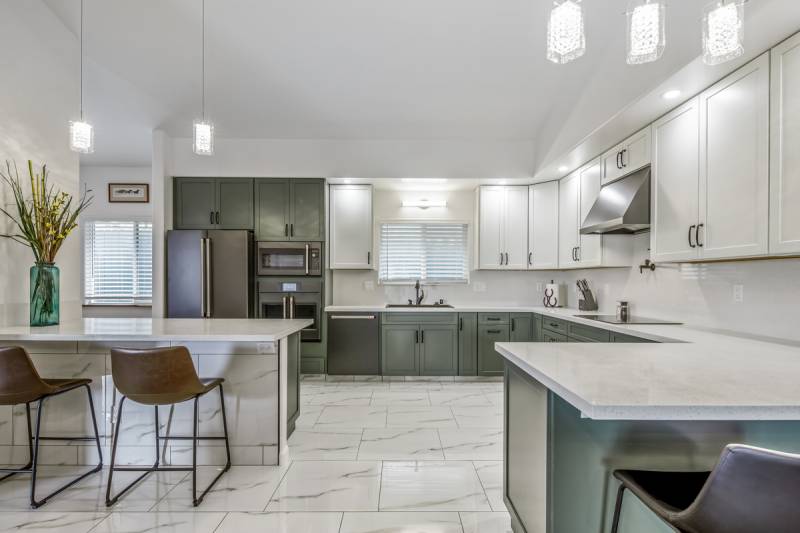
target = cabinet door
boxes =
[382,325,419,376]
[256,179,290,240]
[458,313,478,376]
[622,127,651,175]
[530,181,559,269]
[771,34,800,255]
[699,53,769,260]
[532,313,543,342]
[290,179,325,241]
[477,324,509,376]
[479,186,504,269]
[578,159,603,266]
[652,98,701,262]
[503,186,529,269]
[601,144,624,186]
[558,172,580,268]
[216,178,254,230]
[175,178,216,229]
[510,313,533,342]
[420,325,458,376]
[330,185,373,269]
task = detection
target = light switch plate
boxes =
[733,284,744,303]
[363,280,375,291]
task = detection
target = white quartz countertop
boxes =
[0,318,313,342]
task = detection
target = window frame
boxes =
[81,216,154,307]
[377,218,471,285]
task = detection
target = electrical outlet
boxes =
[473,282,487,293]
[536,282,543,292]
[363,280,375,291]
[257,342,278,355]
[733,284,744,303]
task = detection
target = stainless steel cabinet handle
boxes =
[305,244,310,275]
[282,296,288,319]
[330,315,376,320]
[688,225,697,248]
[204,238,212,317]
[696,223,704,247]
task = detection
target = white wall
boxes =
[333,189,800,343]
[80,165,151,219]
[0,2,81,326]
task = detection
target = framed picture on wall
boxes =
[108,183,149,203]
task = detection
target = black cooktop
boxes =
[574,315,683,325]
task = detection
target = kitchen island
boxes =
[494,316,800,533]
[0,318,312,468]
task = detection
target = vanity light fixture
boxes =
[402,199,447,209]
[546,0,586,65]
[702,0,746,66]
[662,89,682,100]
[626,0,666,65]
[193,0,214,156]
[69,0,94,154]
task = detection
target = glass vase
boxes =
[30,263,60,327]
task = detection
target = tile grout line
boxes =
[261,460,295,512]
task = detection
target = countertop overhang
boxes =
[0,318,313,342]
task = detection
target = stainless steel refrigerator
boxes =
[166,230,254,318]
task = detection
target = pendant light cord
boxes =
[201,0,205,121]
[80,0,84,120]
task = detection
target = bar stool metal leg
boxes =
[611,484,626,533]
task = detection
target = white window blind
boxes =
[379,222,468,283]
[84,221,153,305]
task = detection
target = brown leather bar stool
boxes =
[0,346,103,508]
[106,346,231,507]
[611,444,800,533]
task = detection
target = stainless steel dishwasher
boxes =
[327,312,381,375]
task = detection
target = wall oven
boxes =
[256,242,322,277]
[258,278,322,341]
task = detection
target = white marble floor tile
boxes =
[340,511,463,533]
[379,461,491,512]
[429,391,491,407]
[451,406,503,428]
[215,512,343,533]
[307,390,374,406]
[337,382,392,391]
[153,465,287,512]
[389,382,443,391]
[288,428,363,460]
[459,512,513,533]
[315,406,387,429]
[439,429,503,461]
[91,512,226,533]
[386,407,457,429]
[484,392,504,406]
[267,461,381,512]
[371,391,431,406]
[358,428,444,460]
[294,405,324,428]
[473,461,506,512]
[0,512,107,533]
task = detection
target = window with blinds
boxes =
[379,222,469,283]
[84,220,153,305]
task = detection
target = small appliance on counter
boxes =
[543,281,567,308]
[577,279,598,311]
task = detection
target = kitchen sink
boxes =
[385,304,454,308]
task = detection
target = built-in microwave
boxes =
[256,242,322,277]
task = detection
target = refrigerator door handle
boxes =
[282,296,288,319]
[200,238,207,317]
[288,295,296,319]
[305,244,310,275]
[204,238,213,318]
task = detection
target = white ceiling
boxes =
[44,0,800,170]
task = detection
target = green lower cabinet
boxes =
[510,313,534,342]
[419,325,458,376]
[458,313,478,376]
[382,325,419,375]
[532,314,543,342]
[478,324,510,376]
[611,331,656,343]
[542,330,567,343]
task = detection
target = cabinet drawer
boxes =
[383,312,457,325]
[610,332,656,343]
[478,313,510,325]
[567,323,610,343]
[542,331,567,343]
[541,317,568,335]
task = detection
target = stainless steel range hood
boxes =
[580,166,650,235]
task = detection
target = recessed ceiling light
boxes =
[558,166,569,173]
[662,89,682,100]
[401,178,447,183]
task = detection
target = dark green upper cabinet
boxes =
[510,313,534,342]
[175,178,217,229]
[458,313,478,376]
[217,179,254,229]
[290,179,325,241]
[256,178,324,241]
[174,177,253,230]
[420,325,458,376]
[256,179,290,239]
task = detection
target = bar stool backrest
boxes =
[675,444,800,533]
[110,346,205,397]
[0,346,50,404]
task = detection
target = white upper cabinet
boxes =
[770,33,800,255]
[699,52,770,260]
[558,171,580,269]
[478,186,529,269]
[529,181,559,270]
[601,127,651,185]
[329,184,373,269]
[652,98,702,263]
[578,159,603,266]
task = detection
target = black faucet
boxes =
[414,279,425,305]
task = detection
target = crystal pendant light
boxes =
[702,0,745,66]
[626,0,666,65]
[193,0,214,156]
[70,0,94,154]
[547,0,586,65]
